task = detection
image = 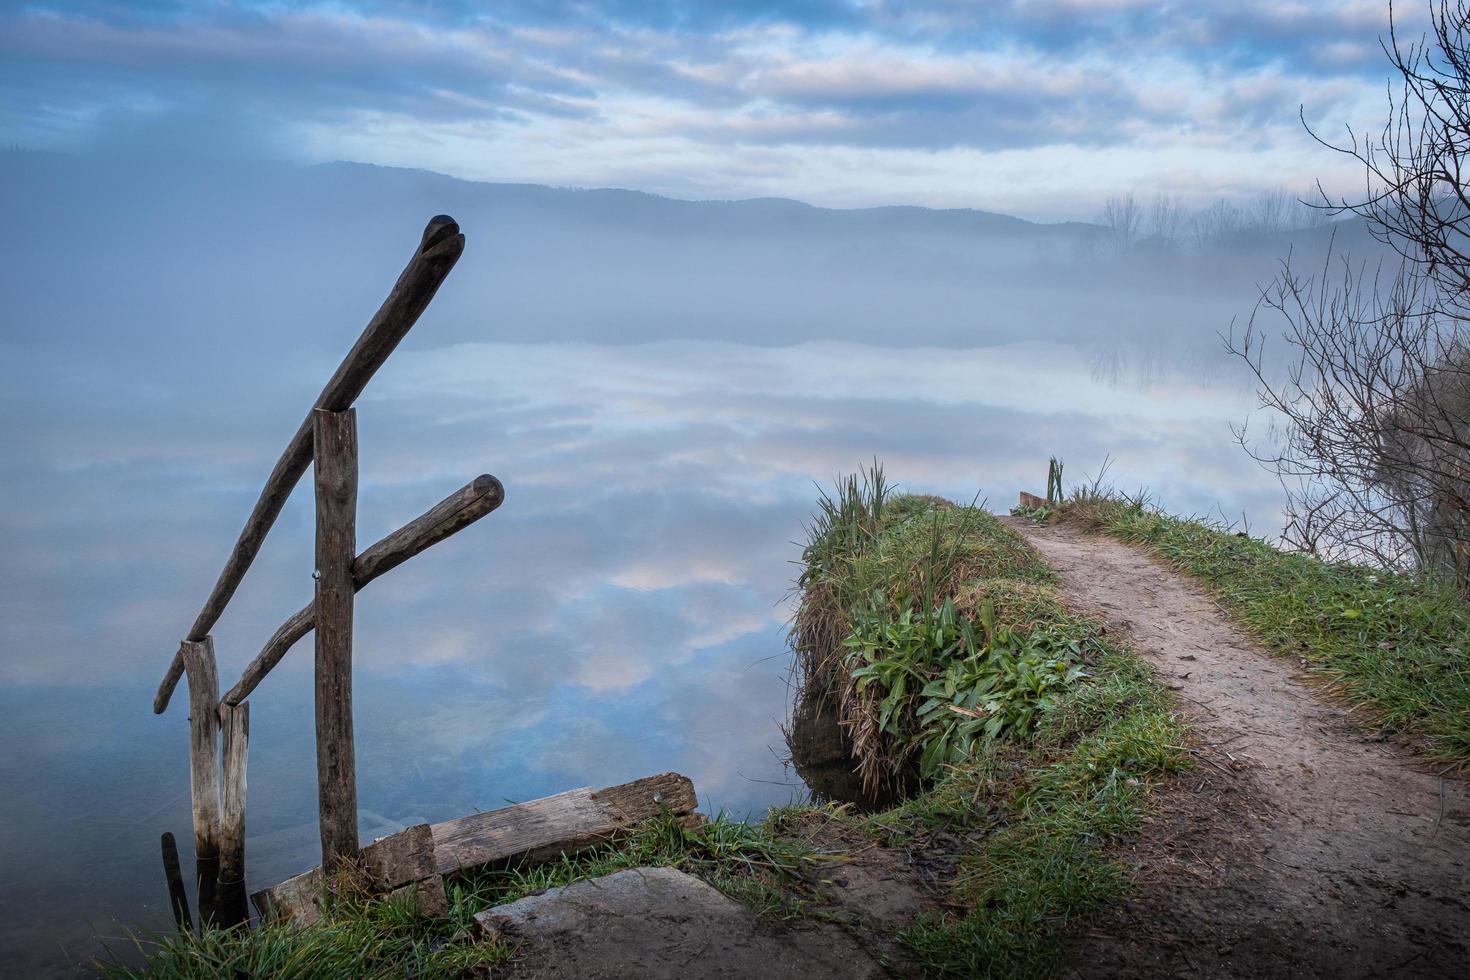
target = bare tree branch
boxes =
[1232,2,1470,590]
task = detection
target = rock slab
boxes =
[475,867,887,979]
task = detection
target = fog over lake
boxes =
[0,151,1351,974]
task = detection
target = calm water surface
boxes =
[0,335,1281,975]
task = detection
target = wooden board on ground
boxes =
[251,773,698,924]
[1018,490,1046,509]
[431,772,698,876]
[252,822,439,925]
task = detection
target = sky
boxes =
[0,0,1410,218]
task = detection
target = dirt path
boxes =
[1004,517,1470,979]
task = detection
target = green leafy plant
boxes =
[844,592,975,741]
[842,592,1087,781]
[916,627,1086,778]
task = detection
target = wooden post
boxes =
[217,701,250,926]
[314,408,359,871]
[180,638,221,927]
[160,832,194,934]
[153,215,466,715]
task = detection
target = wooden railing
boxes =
[153,215,504,926]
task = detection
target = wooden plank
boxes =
[431,773,698,875]
[252,868,326,926]
[251,775,696,923]
[180,638,221,927]
[220,474,505,706]
[217,701,250,926]
[251,823,439,925]
[1018,491,1046,510]
[160,832,193,934]
[154,215,466,715]
[388,873,449,918]
[314,408,359,872]
[357,821,436,887]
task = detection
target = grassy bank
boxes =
[1057,494,1470,766]
[99,813,814,979]
[789,468,1190,976]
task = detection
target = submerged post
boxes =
[160,832,194,934]
[180,638,221,926]
[218,701,250,926]
[313,408,359,871]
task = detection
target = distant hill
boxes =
[0,150,1368,365]
[305,160,1101,240]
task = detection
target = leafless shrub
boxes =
[1192,199,1245,250]
[1148,192,1187,246]
[1230,1,1470,588]
[1100,193,1142,251]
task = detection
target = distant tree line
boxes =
[1096,189,1324,254]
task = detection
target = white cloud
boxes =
[0,1,1398,216]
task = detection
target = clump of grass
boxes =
[794,464,1052,684]
[951,579,1067,637]
[98,873,513,979]
[1055,494,1470,764]
[791,464,1065,797]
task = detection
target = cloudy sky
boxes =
[0,0,1406,217]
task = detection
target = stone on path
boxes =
[474,866,888,979]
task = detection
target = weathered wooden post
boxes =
[313,408,359,870]
[179,638,221,926]
[217,701,250,926]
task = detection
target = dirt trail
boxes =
[1004,517,1470,979]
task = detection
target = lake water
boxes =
[0,329,1286,975]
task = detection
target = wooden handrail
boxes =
[220,474,504,707]
[153,215,465,714]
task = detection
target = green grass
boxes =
[789,466,1192,976]
[865,640,1189,978]
[98,879,513,980]
[99,812,819,978]
[1059,495,1470,765]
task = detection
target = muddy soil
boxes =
[1005,516,1470,979]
